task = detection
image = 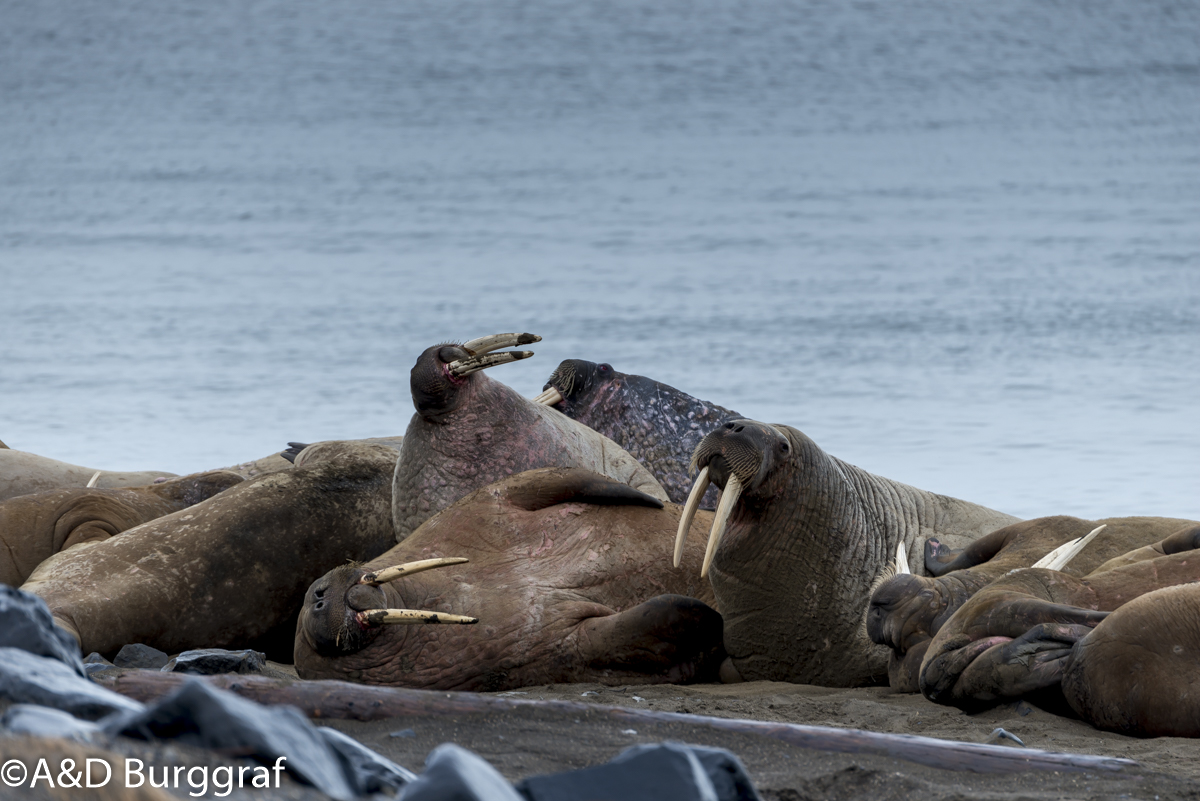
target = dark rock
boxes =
[114,643,170,669]
[402,743,525,801]
[317,725,416,795]
[0,648,144,720]
[0,585,84,675]
[103,679,362,800]
[162,648,267,675]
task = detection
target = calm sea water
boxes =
[2,1,1198,519]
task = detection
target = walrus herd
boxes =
[3,332,1197,738]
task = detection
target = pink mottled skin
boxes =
[297,468,721,691]
[392,344,665,541]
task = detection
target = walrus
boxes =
[674,419,1020,687]
[0,449,176,503]
[296,467,724,691]
[918,524,1200,717]
[1061,578,1200,737]
[533,359,740,508]
[0,469,245,586]
[392,333,667,540]
[866,515,1197,691]
[21,441,400,660]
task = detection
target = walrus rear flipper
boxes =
[505,468,665,512]
[577,594,725,684]
[280,443,311,464]
[924,527,1018,576]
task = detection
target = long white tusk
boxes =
[360,557,470,586]
[447,351,534,378]
[673,466,710,568]
[896,540,911,574]
[531,387,564,406]
[701,474,743,578]
[357,609,478,625]
[1032,524,1107,571]
[86,471,102,488]
[460,333,541,356]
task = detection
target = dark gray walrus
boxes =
[534,359,740,508]
[22,441,400,660]
[866,515,1196,691]
[392,334,667,541]
[918,524,1200,724]
[0,470,245,586]
[296,468,723,691]
[675,419,1019,686]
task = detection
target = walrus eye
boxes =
[599,364,611,372]
[780,442,789,453]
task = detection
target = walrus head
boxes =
[299,558,476,656]
[533,359,618,410]
[410,333,541,422]
[673,420,795,576]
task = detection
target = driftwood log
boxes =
[94,670,1137,775]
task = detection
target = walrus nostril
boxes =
[724,422,735,430]
[315,588,325,598]
[314,601,325,611]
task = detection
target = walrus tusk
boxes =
[896,540,911,574]
[447,351,534,378]
[360,557,470,586]
[674,466,711,568]
[460,333,542,356]
[531,387,564,406]
[86,471,102,488]
[357,609,479,626]
[1032,524,1107,571]
[701,474,742,578]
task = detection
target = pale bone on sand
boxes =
[354,556,479,627]
[673,466,743,578]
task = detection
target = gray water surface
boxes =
[3,0,1198,519]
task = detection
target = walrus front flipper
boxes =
[924,527,1018,577]
[577,594,725,684]
[504,468,665,512]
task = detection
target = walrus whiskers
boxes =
[86,471,102,488]
[674,466,711,568]
[1032,524,1107,571]
[359,557,470,586]
[447,350,535,378]
[460,332,541,356]
[357,609,478,626]
[531,387,563,405]
[702,474,743,578]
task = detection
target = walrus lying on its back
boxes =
[22,441,399,659]
[0,470,244,586]
[296,468,723,691]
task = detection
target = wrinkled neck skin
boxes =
[713,426,1017,687]
[552,366,738,507]
[393,371,666,540]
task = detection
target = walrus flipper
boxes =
[577,594,725,684]
[504,468,665,512]
[924,527,1018,577]
[280,443,312,464]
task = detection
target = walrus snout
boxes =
[866,574,939,652]
[689,420,790,492]
[536,359,616,408]
[411,334,540,420]
[301,565,384,655]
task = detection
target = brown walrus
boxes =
[866,515,1196,691]
[0,470,245,586]
[392,333,667,541]
[295,467,723,691]
[918,524,1200,720]
[1061,577,1200,737]
[0,449,176,503]
[675,419,1020,687]
[21,441,400,660]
